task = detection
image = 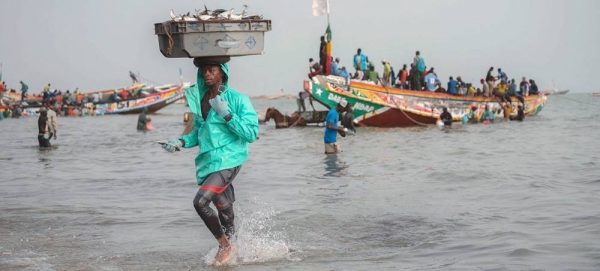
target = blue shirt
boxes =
[498,71,506,80]
[331,61,339,75]
[447,79,458,94]
[338,69,350,79]
[425,73,440,91]
[353,53,367,71]
[324,108,339,144]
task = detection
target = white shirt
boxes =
[47,109,58,133]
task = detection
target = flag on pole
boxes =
[324,24,332,75]
[312,0,329,17]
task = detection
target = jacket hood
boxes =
[185,64,230,115]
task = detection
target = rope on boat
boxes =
[138,76,165,87]
[550,94,600,106]
[378,78,429,126]
[163,23,175,57]
[289,116,305,128]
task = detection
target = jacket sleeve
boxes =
[179,115,200,148]
[227,96,258,143]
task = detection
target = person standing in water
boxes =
[160,56,258,265]
[38,108,51,148]
[137,107,149,131]
[340,103,355,134]
[510,105,525,121]
[324,100,348,154]
[440,107,453,126]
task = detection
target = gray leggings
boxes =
[193,166,240,240]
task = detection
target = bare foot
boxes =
[214,244,235,265]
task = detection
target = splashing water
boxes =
[202,197,295,266]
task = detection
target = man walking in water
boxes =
[161,56,259,265]
[38,107,51,148]
[324,99,348,154]
[137,107,149,131]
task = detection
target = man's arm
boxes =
[327,119,346,136]
[51,114,58,132]
[51,114,58,138]
[179,115,200,148]
[225,96,258,143]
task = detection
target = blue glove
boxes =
[162,139,182,153]
[208,95,230,119]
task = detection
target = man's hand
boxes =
[161,139,182,153]
[53,133,57,140]
[208,95,230,119]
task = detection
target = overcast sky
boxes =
[0,0,598,95]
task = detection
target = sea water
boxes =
[0,94,599,270]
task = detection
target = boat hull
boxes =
[6,84,147,106]
[304,75,547,127]
[95,84,188,115]
[2,84,190,116]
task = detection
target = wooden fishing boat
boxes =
[4,84,146,107]
[303,75,547,127]
[93,83,190,115]
[541,89,570,95]
[1,83,190,116]
[590,92,600,97]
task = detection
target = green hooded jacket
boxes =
[179,64,259,185]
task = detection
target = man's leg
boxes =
[214,185,236,240]
[40,136,51,148]
[192,167,240,264]
[415,73,422,91]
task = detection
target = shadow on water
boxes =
[323,154,348,178]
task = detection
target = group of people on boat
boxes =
[0,71,149,113]
[308,48,540,112]
[0,80,31,103]
[333,49,543,102]
[308,57,351,80]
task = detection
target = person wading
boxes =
[38,108,51,148]
[160,56,258,265]
[137,107,149,131]
[324,100,348,154]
